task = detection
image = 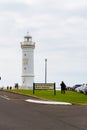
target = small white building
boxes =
[20,33,35,89]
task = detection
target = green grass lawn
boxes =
[8,89,87,104]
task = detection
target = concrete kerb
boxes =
[26,99,72,105]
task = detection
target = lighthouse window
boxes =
[24,67,26,70]
[24,53,26,56]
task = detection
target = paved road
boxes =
[0,90,87,130]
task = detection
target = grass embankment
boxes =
[9,89,87,105]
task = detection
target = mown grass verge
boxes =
[7,89,87,105]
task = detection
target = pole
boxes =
[45,58,47,83]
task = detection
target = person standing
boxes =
[60,81,66,94]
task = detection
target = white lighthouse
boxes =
[20,33,35,89]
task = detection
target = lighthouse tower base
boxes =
[20,75,34,90]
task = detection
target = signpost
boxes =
[33,83,56,95]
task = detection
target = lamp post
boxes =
[45,58,47,83]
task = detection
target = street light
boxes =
[45,58,47,83]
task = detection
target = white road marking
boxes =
[0,95,10,100]
[26,99,72,105]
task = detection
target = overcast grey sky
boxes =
[0,0,87,88]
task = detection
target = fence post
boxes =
[33,83,35,94]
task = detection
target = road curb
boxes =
[26,99,72,105]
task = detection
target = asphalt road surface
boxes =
[0,90,87,130]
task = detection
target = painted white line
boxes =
[26,99,72,105]
[0,95,10,100]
